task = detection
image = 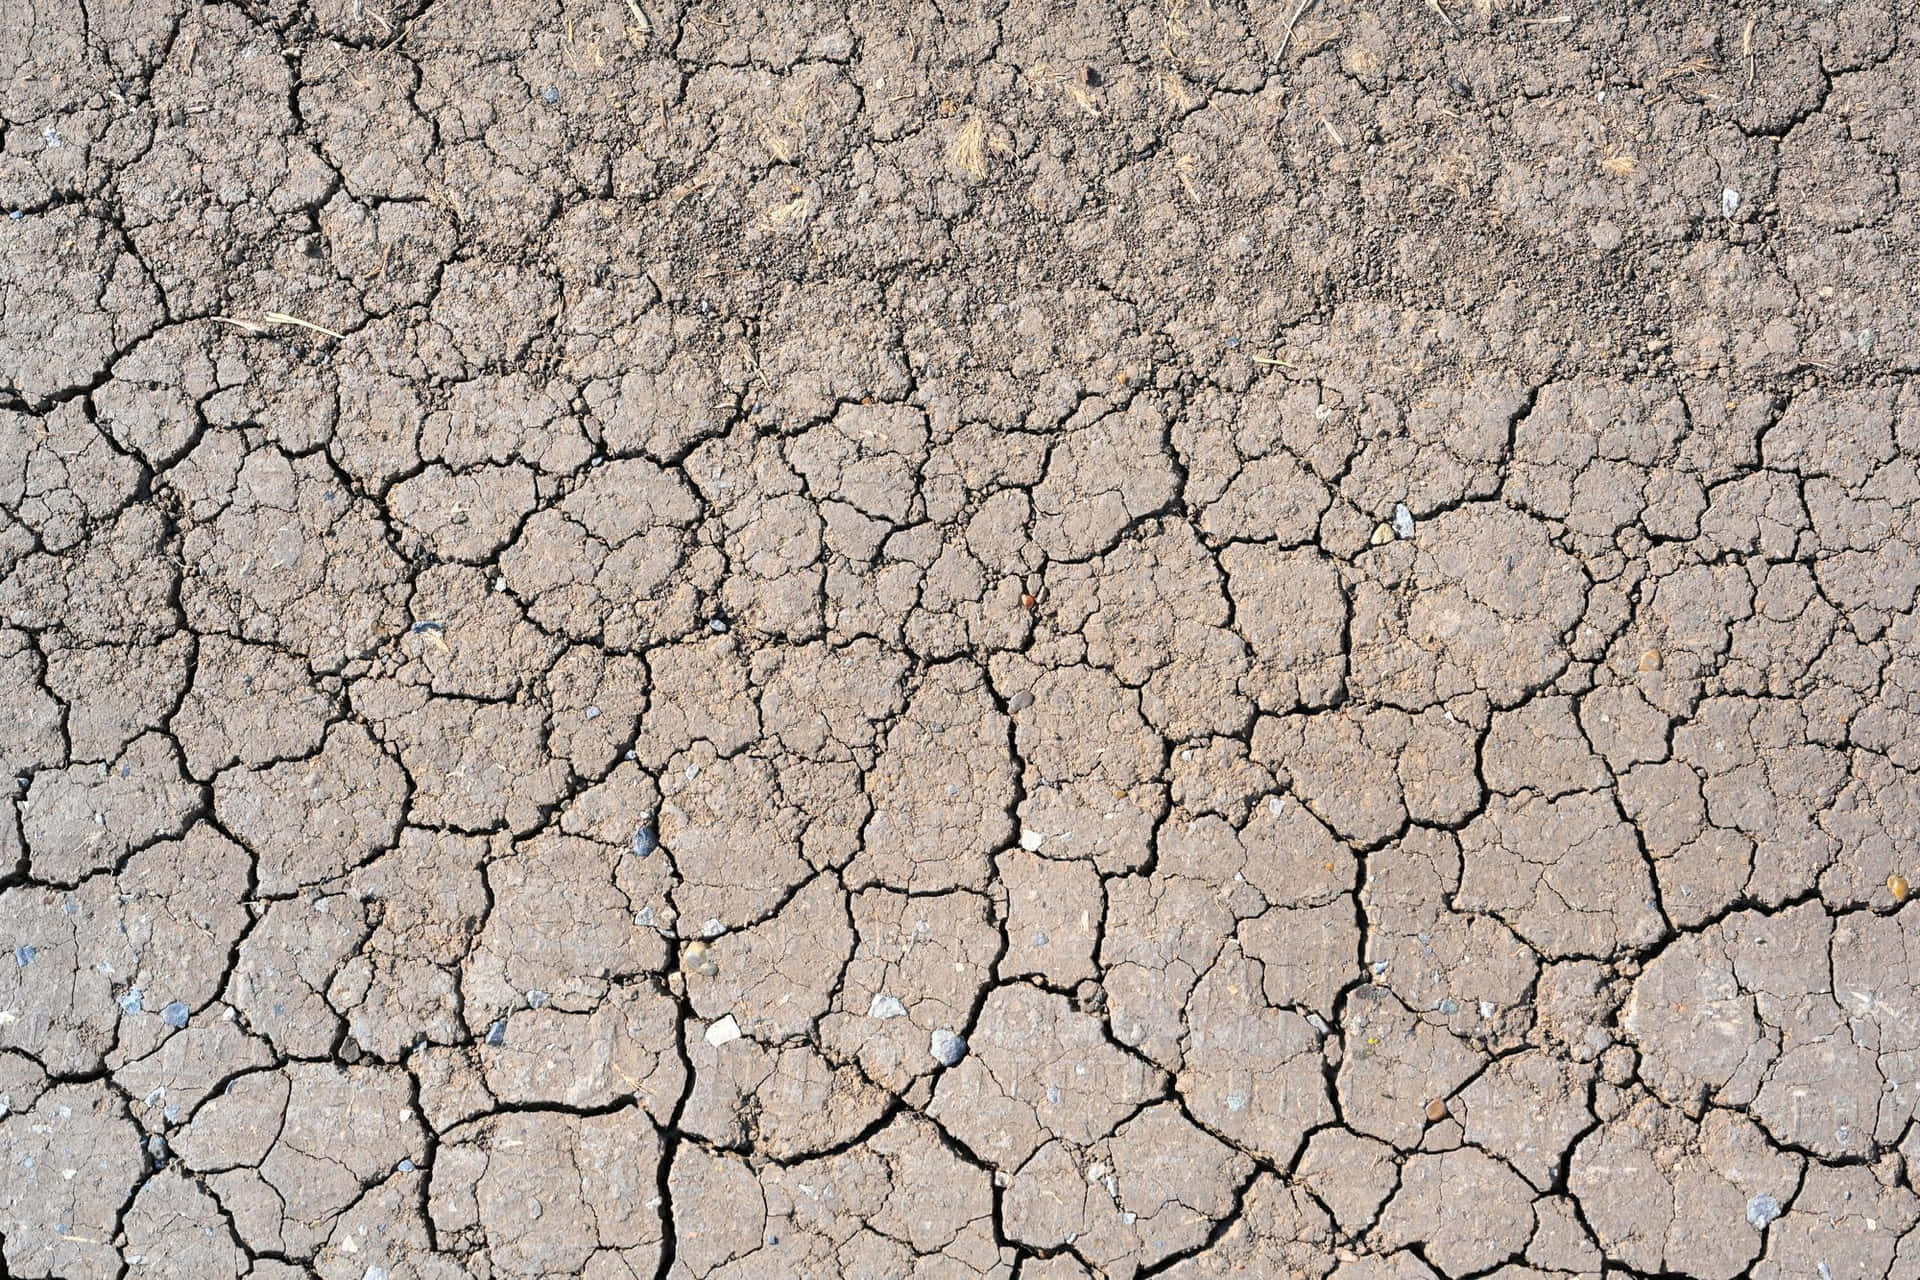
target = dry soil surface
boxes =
[3,0,1920,1276]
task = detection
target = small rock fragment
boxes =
[161,1001,190,1029]
[1746,1193,1780,1228]
[868,994,907,1020]
[632,825,659,857]
[705,1015,742,1047]
[1425,1098,1448,1123]
[682,940,718,977]
[1392,503,1415,539]
[929,1028,967,1066]
[1889,873,1910,903]
[485,1019,507,1046]
[1370,522,1395,546]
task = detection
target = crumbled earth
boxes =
[2,0,1919,1276]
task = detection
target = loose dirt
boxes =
[3,0,1918,1276]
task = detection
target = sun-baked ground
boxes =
[3,0,1919,1276]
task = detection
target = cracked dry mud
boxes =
[2,0,1919,1278]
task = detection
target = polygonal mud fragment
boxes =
[1571,1099,1803,1279]
[1014,663,1164,873]
[42,633,190,762]
[1179,941,1336,1165]
[1348,502,1586,709]
[215,720,405,894]
[111,1016,275,1130]
[465,830,669,1025]
[333,828,491,1059]
[394,563,566,700]
[929,984,1164,1170]
[1457,1050,1595,1191]
[1046,522,1253,739]
[499,455,711,650]
[433,1108,662,1276]
[1364,827,1538,1037]
[1457,790,1668,959]
[481,982,684,1114]
[172,634,335,776]
[1751,1164,1916,1280]
[1155,1173,1336,1279]
[1297,1128,1400,1237]
[855,661,1015,892]
[819,886,999,1094]
[229,893,366,1057]
[1005,1103,1253,1276]
[1031,398,1181,561]
[0,1082,143,1280]
[121,1168,250,1279]
[1336,985,1485,1148]
[679,1034,889,1159]
[1222,544,1348,713]
[685,873,852,1042]
[179,448,411,670]
[2,824,249,1072]
[180,1062,424,1260]
[998,848,1103,986]
[22,730,199,883]
[0,211,162,403]
[1375,1146,1537,1275]
[658,750,815,927]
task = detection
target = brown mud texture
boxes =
[3,0,1920,1276]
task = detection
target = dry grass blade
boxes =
[211,312,347,340]
[1276,0,1318,60]
[949,116,989,181]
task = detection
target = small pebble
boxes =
[682,940,718,977]
[707,616,729,634]
[929,1028,967,1066]
[146,1134,167,1163]
[1392,503,1415,539]
[161,1001,190,1029]
[408,620,444,634]
[1721,188,1741,218]
[542,86,559,104]
[13,945,34,967]
[1369,522,1395,546]
[485,1019,506,1047]
[527,989,550,1008]
[118,987,143,1014]
[1888,873,1910,903]
[584,705,601,720]
[1425,1098,1449,1123]
[1746,1193,1781,1228]
[868,994,907,1020]
[397,1158,416,1173]
[1008,690,1034,713]
[631,825,659,857]
[705,1015,742,1047]
[1638,648,1663,672]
